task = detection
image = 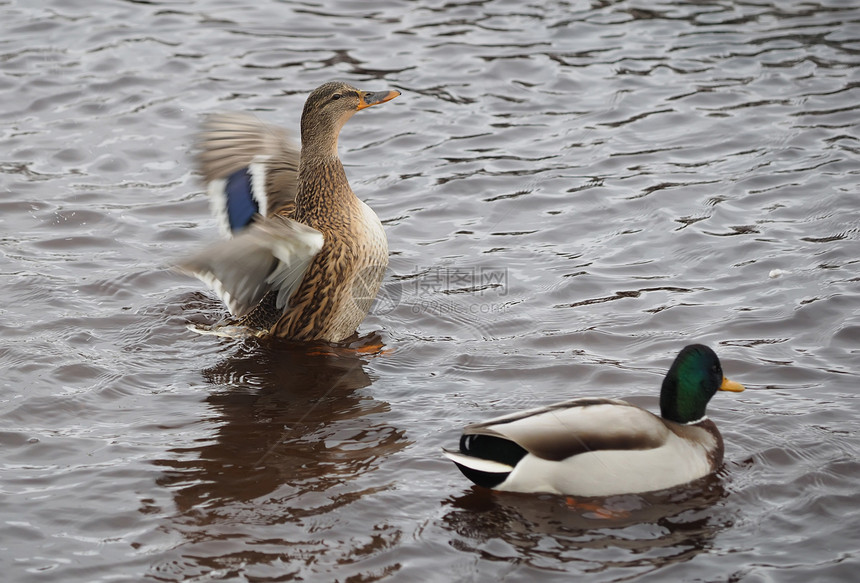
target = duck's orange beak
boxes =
[357,89,400,110]
[719,376,745,392]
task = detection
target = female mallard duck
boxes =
[444,345,745,496]
[179,81,400,342]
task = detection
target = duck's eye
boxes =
[330,93,342,101]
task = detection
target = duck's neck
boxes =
[295,154,357,226]
[660,377,710,424]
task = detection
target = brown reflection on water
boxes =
[154,334,408,520]
[443,475,731,574]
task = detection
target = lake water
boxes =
[1,0,858,581]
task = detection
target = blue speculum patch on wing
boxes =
[224,167,258,232]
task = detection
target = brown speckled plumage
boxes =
[186,81,399,342]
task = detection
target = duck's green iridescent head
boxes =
[660,344,744,424]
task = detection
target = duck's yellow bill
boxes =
[719,377,745,392]
[357,89,400,110]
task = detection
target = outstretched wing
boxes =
[177,216,324,317]
[195,113,300,235]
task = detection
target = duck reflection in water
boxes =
[442,475,731,573]
[154,335,407,515]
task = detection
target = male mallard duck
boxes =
[443,345,745,496]
[179,81,400,342]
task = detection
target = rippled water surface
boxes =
[1,0,859,581]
